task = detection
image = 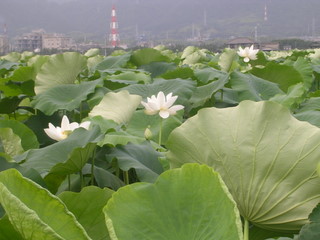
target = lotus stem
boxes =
[123,170,129,185]
[244,219,249,240]
[90,148,96,186]
[67,175,71,191]
[158,118,163,146]
[79,170,84,189]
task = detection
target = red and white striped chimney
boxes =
[109,5,120,47]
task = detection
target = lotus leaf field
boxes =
[0,45,320,240]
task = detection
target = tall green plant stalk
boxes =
[67,175,71,191]
[244,219,249,240]
[79,170,84,189]
[158,118,163,146]
[123,171,130,185]
[90,148,96,186]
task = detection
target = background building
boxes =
[42,33,73,50]
[0,35,9,55]
[15,30,44,52]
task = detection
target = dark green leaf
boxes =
[59,186,114,240]
[106,141,164,183]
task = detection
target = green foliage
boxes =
[167,101,320,231]
[59,186,114,240]
[104,163,243,240]
[130,48,170,66]
[32,79,103,115]
[34,52,87,94]
[106,141,164,183]
[0,169,91,240]
[89,90,142,125]
[2,46,320,239]
[298,204,320,240]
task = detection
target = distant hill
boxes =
[1,0,320,42]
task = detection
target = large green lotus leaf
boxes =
[18,126,102,175]
[89,90,142,125]
[59,186,113,240]
[1,52,21,62]
[141,61,176,78]
[190,69,229,108]
[32,79,103,115]
[99,131,146,147]
[104,163,243,240]
[87,55,104,70]
[250,62,304,92]
[229,71,284,101]
[0,169,90,240]
[0,157,46,188]
[0,96,22,113]
[130,48,169,66]
[49,143,97,175]
[295,97,320,113]
[291,57,313,89]
[269,83,306,109]
[294,113,320,128]
[181,46,210,65]
[44,143,98,193]
[84,115,118,134]
[35,52,87,94]
[107,71,151,85]
[194,67,228,84]
[106,141,164,183]
[95,53,131,70]
[123,78,196,107]
[0,128,24,158]
[0,119,39,150]
[126,110,183,145]
[218,48,239,72]
[6,66,36,82]
[93,166,125,190]
[189,78,228,108]
[293,96,320,127]
[298,204,320,240]
[167,100,320,231]
[27,55,49,72]
[161,66,195,80]
[0,215,23,240]
[0,59,18,72]
[84,48,101,57]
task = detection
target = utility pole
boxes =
[264,3,268,21]
[109,5,120,48]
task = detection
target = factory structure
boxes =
[1,2,320,54]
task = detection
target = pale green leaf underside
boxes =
[89,90,142,124]
[0,128,24,158]
[104,163,243,240]
[35,52,87,94]
[167,100,320,231]
[0,169,90,240]
[59,186,114,240]
[32,79,102,115]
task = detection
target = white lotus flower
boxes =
[141,91,184,119]
[237,45,259,62]
[44,115,91,141]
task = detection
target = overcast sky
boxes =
[1,0,320,41]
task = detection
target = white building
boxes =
[0,35,9,55]
[42,33,73,50]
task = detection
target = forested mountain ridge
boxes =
[1,0,319,41]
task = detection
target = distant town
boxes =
[1,4,320,56]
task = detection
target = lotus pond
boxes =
[0,46,320,240]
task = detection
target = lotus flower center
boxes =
[62,130,73,139]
